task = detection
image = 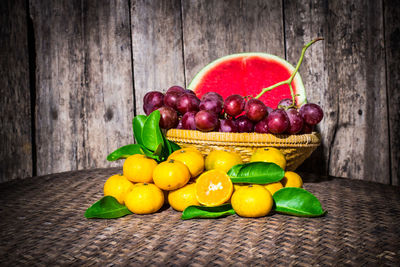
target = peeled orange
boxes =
[195,170,233,207]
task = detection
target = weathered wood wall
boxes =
[1,0,399,185]
[30,0,134,175]
[0,0,32,181]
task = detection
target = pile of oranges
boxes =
[103,147,303,218]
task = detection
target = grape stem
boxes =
[254,37,324,107]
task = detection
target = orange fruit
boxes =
[103,174,134,204]
[123,154,158,183]
[233,183,245,192]
[281,171,303,188]
[205,150,243,173]
[264,182,283,196]
[231,184,273,218]
[250,147,286,170]
[153,159,190,191]
[168,183,200,211]
[124,183,164,214]
[168,148,204,177]
[195,169,233,207]
[172,146,201,154]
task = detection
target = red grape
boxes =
[245,98,268,122]
[158,106,178,130]
[201,92,224,103]
[224,94,245,117]
[176,120,183,129]
[166,85,185,94]
[195,110,219,132]
[236,115,254,133]
[164,91,184,110]
[299,103,323,125]
[254,117,269,133]
[199,98,223,115]
[181,111,197,130]
[301,123,314,134]
[285,108,304,134]
[185,89,196,95]
[143,91,164,115]
[267,109,290,134]
[278,98,293,109]
[218,119,238,132]
[176,93,200,114]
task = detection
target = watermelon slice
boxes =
[188,53,306,109]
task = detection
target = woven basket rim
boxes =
[166,129,321,147]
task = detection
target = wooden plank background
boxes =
[0,0,32,181]
[1,0,399,185]
[30,0,134,175]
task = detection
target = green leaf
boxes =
[84,196,132,219]
[227,162,285,184]
[142,110,164,152]
[227,164,244,178]
[161,134,182,160]
[181,204,236,220]
[107,144,144,161]
[273,187,326,217]
[169,140,181,152]
[153,142,163,156]
[133,115,147,145]
[161,134,173,159]
[139,143,162,162]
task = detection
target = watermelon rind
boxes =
[187,53,307,107]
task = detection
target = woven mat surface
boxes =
[0,168,399,266]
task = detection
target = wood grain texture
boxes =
[384,0,400,185]
[131,0,185,115]
[0,0,32,182]
[79,0,134,170]
[284,0,333,176]
[31,0,134,175]
[182,0,284,86]
[324,0,389,183]
[31,0,83,175]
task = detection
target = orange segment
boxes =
[195,170,233,207]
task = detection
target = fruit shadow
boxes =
[297,137,332,183]
[159,202,172,213]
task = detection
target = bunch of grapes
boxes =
[143,86,323,134]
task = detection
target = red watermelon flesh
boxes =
[188,53,306,109]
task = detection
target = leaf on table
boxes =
[106,144,144,161]
[273,187,326,217]
[142,110,164,152]
[84,196,132,219]
[181,204,236,220]
[228,162,284,184]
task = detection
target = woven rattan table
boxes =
[1,168,399,266]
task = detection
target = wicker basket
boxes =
[166,129,321,171]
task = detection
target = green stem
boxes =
[288,83,295,108]
[255,37,324,104]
